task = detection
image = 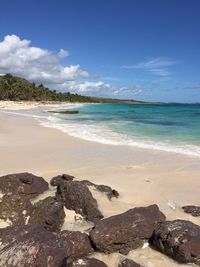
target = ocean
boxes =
[37,103,200,158]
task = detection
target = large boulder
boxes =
[182,205,200,217]
[150,219,200,265]
[0,194,33,226]
[56,180,103,223]
[118,259,142,267]
[80,180,119,200]
[0,172,48,198]
[67,257,108,267]
[0,225,95,267]
[89,204,165,254]
[28,196,65,232]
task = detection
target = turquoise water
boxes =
[39,103,200,157]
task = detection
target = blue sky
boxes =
[0,0,200,102]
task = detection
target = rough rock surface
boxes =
[118,259,142,267]
[0,225,67,267]
[67,257,108,267]
[0,194,33,225]
[56,180,103,223]
[81,180,119,200]
[90,204,165,254]
[58,230,93,258]
[50,174,75,186]
[0,172,48,198]
[182,205,200,217]
[28,196,65,232]
[0,225,96,267]
[150,219,200,265]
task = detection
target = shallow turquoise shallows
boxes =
[44,103,200,157]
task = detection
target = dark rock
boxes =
[182,205,200,217]
[56,180,103,223]
[150,219,200,265]
[28,196,65,232]
[0,225,95,266]
[67,257,108,267]
[58,230,93,258]
[118,259,142,267]
[81,180,119,200]
[0,172,48,198]
[48,110,79,114]
[50,174,75,186]
[0,225,67,267]
[0,194,33,225]
[89,204,165,254]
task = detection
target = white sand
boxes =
[0,107,200,266]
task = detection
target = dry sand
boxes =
[0,104,200,267]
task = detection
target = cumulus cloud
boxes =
[0,34,145,98]
[0,34,89,84]
[122,57,177,77]
[59,80,144,98]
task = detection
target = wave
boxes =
[2,109,200,158]
[39,116,200,158]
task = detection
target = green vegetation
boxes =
[0,74,146,103]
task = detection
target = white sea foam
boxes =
[39,115,200,158]
[1,109,200,158]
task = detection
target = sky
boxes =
[0,0,200,102]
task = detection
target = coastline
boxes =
[1,103,200,266]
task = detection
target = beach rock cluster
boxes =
[0,172,200,266]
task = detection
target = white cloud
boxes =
[0,34,146,99]
[59,80,144,98]
[0,34,89,84]
[122,57,177,77]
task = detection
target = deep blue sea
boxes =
[38,103,200,158]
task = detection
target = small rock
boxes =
[89,204,165,254]
[81,180,119,200]
[182,205,200,217]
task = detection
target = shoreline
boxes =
[1,105,200,266]
[1,101,200,159]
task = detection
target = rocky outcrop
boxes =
[150,219,200,265]
[28,196,65,232]
[56,180,103,223]
[67,257,108,267]
[80,180,119,200]
[0,172,48,198]
[89,204,165,254]
[0,225,96,267]
[118,259,142,267]
[182,205,200,217]
[0,194,33,225]
[50,174,75,186]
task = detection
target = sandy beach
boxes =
[0,103,200,266]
